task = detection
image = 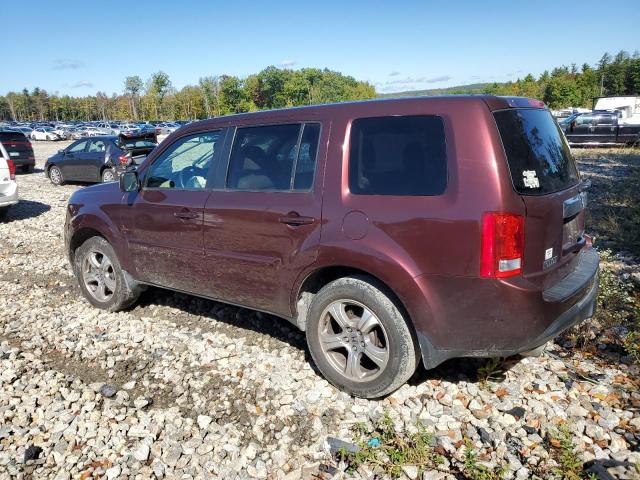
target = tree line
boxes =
[0,67,376,122]
[482,50,640,109]
[1,50,639,122]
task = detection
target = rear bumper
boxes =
[402,249,600,369]
[0,182,19,208]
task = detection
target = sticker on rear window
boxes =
[522,170,539,188]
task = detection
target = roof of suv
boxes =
[183,95,541,132]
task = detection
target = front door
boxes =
[122,129,225,294]
[202,122,325,317]
[61,139,89,180]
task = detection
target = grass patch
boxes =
[547,423,597,480]
[335,411,444,478]
[462,440,506,480]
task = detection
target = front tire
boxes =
[74,236,140,311]
[49,165,64,185]
[306,276,418,398]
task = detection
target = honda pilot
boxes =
[64,96,599,398]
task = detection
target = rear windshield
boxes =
[494,109,579,195]
[0,131,28,142]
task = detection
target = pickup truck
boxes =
[561,112,640,146]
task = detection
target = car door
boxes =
[202,122,325,317]
[60,139,89,180]
[592,114,617,144]
[122,129,225,294]
[567,114,595,144]
[85,138,108,181]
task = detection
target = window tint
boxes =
[68,140,88,153]
[88,140,106,152]
[0,131,27,142]
[349,115,447,196]
[227,123,320,191]
[145,131,221,189]
[595,115,614,125]
[494,109,579,195]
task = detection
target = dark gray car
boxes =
[45,134,157,185]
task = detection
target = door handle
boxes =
[279,213,315,226]
[174,210,199,220]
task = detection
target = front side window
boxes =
[226,123,320,191]
[349,115,447,196]
[68,140,88,153]
[145,131,221,189]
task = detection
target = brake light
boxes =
[480,212,525,278]
[118,154,130,165]
[7,159,16,180]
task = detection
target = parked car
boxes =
[0,130,35,173]
[64,96,599,398]
[31,127,61,141]
[0,143,18,219]
[561,112,640,146]
[46,133,158,185]
[156,122,180,134]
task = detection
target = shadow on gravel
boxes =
[2,200,51,222]
[135,286,522,390]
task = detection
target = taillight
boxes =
[118,154,130,165]
[480,212,525,278]
[7,159,16,180]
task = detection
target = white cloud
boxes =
[280,59,297,67]
[68,80,93,88]
[53,58,85,70]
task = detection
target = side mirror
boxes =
[58,149,65,154]
[119,171,140,192]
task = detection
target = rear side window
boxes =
[349,115,447,196]
[227,123,320,191]
[494,109,579,195]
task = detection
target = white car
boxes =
[0,145,19,219]
[156,122,180,134]
[31,127,61,141]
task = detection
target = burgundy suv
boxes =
[64,96,599,398]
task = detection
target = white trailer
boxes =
[594,96,640,124]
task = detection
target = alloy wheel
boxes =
[317,299,389,382]
[49,167,62,185]
[102,169,115,183]
[81,250,116,302]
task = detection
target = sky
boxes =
[2,0,638,97]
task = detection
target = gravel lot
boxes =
[1,141,639,479]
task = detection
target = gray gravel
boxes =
[0,141,639,479]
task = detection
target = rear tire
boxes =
[305,275,418,398]
[0,207,8,221]
[21,165,34,174]
[101,168,116,183]
[74,236,140,312]
[49,165,64,185]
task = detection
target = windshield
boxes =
[494,108,580,195]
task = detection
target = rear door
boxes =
[85,138,108,181]
[494,108,585,290]
[593,114,617,144]
[202,122,325,316]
